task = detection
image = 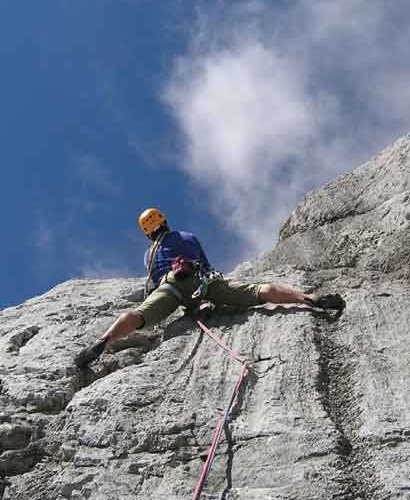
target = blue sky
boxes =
[1,0,410,309]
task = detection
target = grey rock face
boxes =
[1,135,410,499]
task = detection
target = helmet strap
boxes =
[151,223,169,241]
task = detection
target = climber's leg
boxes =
[74,285,180,368]
[205,280,345,311]
[257,283,310,304]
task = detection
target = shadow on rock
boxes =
[187,303,344,330]
[160,303,345,343]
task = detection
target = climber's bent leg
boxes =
[102,285,181,347]
[205,280,262,308]
[101,310,145,344]
[204,279,344,312]
[74,285,181,368]
[258,284,346,310]
[205,280,314,308]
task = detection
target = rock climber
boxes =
[74,208,345,368]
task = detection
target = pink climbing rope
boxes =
[192,320,249,500]
[196,320,247,364]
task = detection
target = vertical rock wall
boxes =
[1,135,410,499]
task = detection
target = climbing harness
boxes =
[147,252,224,307]
[192,316,250,500]
[191,262,224,300]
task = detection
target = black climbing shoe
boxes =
[305,293,346,311]
[74,338,107,368]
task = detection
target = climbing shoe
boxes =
[74,338,107,368]
[305,293,346,311]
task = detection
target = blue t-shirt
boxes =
[144,230,210,284]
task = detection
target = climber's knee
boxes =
[258,283,305,304]
[119,310,145,330]
[258,284,275,303]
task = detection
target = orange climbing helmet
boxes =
[138,207,167,238]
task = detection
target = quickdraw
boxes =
[191,262,224,299]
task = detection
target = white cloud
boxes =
[169,44,314,183]
[164,0,410,261]
[75,255,135,279]
[32,214,136,282]
[34,219,55,251]
[77,153,122,198]
[31,152,125,281]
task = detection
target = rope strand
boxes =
[192,319,249,500]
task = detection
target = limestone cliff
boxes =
[1,135,410,499]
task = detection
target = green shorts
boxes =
[136,272,262,327]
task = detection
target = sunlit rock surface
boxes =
[1,135,410,499]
